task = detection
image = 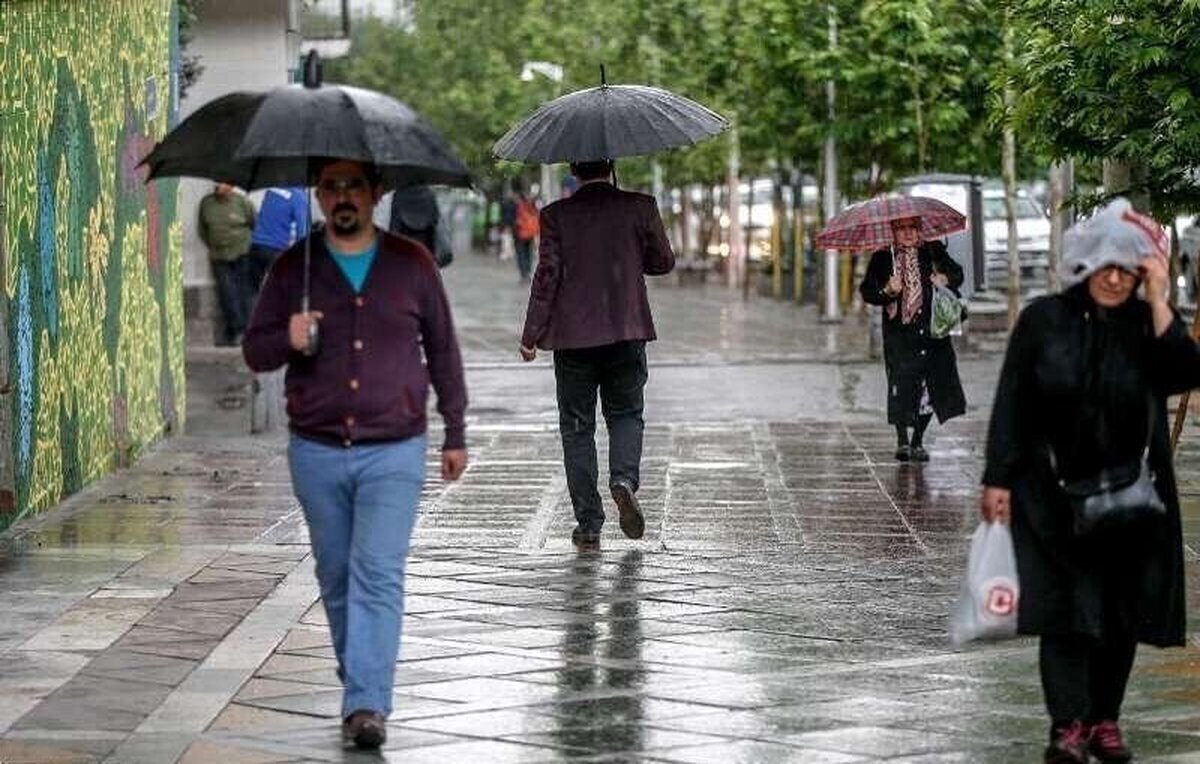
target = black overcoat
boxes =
[982,285,1200,646]
[860,241,967,425]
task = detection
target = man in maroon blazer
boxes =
[519,160,676,549]
[243,159,467,750]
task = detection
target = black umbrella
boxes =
[493,67,729,164]
[141,54,471,190]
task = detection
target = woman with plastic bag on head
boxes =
[980,198,1200,764]
[860,217,967,462]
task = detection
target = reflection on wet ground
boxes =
[1,255,1199,762]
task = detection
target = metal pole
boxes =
[822,5,841,321]
[793,168,806,304]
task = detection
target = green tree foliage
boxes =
[1007,0,1200,216]
[327,0,1144,198]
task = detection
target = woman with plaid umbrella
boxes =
[856,212,967,461]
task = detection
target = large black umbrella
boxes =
[141,55,471,190]
[493,68,728,163]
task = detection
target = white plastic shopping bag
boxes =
[950,521,1020,645]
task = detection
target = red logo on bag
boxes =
[984,582,1017,617]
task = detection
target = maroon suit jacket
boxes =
[521,182,676,350]
[242,231,467,451]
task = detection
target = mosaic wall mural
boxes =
[0,1,185,529]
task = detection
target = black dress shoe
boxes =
[910,445,930,462]
[343,709,387,749]
[571,526,601,550]
[610,481,645,539]
[894,445,912,462]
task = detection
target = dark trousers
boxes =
[211,258,247,343]
[243,244,282,322]
[1040,634,1138,726]
[514,237,534,279]
[553,341,648,533]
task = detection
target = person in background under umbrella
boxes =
[243,159,468,750]
[519,159,674,549]
[860,216,966,461]
[981,199,1199,764]
[197,182,256,345]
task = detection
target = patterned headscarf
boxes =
[888,245,923,323]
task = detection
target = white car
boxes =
[982,189,1050,284]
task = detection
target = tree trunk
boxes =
[1103,159,1150,213]
[1003,27,1021,329]
[743,177,755,300]
[680,187,693,259]
[792,162,806,304]
[771,168,785,300]
[1047,162,1065,292]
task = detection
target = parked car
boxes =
[981,187,1051,287]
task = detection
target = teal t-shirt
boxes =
[327,238,378,293]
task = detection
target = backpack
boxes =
[514,198,539,241]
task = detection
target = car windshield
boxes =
[983,196,1043,220]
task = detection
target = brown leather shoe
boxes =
[343,709,387,749]
[610,481,645,539]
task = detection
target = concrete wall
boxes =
[0,0,185,528]
[180,0,300,341]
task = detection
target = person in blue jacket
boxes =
[244,186,310,316]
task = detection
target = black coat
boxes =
[983,285,1200,646]
[860,241,967,425]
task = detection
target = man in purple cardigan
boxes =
[519,160,675,549]
[243,160,467,750]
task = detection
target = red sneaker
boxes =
[1089,720,1133,763]
[1044,720,1090,764]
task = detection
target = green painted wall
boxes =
[0,1,185,529]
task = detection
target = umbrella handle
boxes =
[301,187,320,356]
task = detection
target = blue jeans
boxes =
[287,434,427,718]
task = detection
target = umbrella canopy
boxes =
[141,55,471,190]
[493,77,728,164]
[814,195,967,252]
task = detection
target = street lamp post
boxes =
[521,61,564,202]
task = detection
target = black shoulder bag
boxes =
[1047,330,1166,537]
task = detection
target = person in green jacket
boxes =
[198,183,256,345]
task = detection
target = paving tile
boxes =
[177,740,299,764]
[650,740,868,763]
[0,740,100,763]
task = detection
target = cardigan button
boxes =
[345,415,356,427]
[349,378,359,391]
[355,296,365,308]
[342,438,352,448]
[353,339,364,351]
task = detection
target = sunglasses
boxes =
[318,177,370,195]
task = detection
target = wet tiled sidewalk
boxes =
[2,255,1200,762]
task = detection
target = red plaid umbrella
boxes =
[814,195,966,252]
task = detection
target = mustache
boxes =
[332,203,357,216]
